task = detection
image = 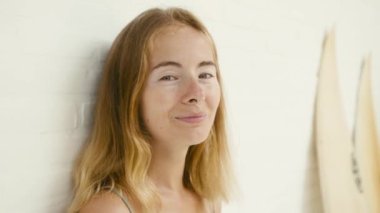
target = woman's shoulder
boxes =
[79,191,131,213]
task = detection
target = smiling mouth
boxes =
[175,114,207,123]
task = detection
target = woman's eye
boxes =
[199,73,214,79]
[159,75,177,81]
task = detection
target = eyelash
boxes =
[159,75,177,81]
[159,73,215,81]
[199,72,215,79]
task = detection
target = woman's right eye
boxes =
[159,75,177,81]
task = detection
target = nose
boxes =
[182,78,205,105]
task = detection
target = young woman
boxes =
[69,7,233,213]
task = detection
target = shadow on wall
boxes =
[52,43,110,213]
[302,122,324,213]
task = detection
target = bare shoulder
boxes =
[79,191,131,213]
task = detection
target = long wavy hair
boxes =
[68,7,233,213]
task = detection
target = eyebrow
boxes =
[151,60,216,71]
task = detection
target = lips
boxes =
[175,114,207,124]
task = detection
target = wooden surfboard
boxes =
[353,55,380,213]
[314,30,359,213]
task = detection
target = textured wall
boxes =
[0,0,379,212]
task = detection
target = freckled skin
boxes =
[141,25,221,149]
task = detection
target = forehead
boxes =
[149,25,214,65]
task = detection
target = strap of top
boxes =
[110,188,134,213]
[204,199,217,213]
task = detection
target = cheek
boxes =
[141,88,157,123]
[142,86,177,120]
[209,84,221,110]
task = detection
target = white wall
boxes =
[0,0,379,212]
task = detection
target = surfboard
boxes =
[353,55,380,213]
[314,30,359,213]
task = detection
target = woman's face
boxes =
[141,25,220,148]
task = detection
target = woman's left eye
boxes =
[159,75,177,81]
[199,73,214,79]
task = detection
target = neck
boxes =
[148,143,189,193]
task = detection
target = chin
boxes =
[184,131,211,146]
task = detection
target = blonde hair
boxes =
[68,7,233,213]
